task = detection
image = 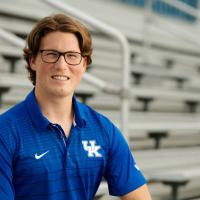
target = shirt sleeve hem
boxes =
[109,178,147,196]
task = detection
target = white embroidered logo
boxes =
[82,140,102,157]
[35,151,49,160]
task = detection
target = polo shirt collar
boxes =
[24,89,86,131]
[72,96,86,128]
[24,89,50,131]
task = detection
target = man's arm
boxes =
[0,134,15,200]
[121,184,152,200]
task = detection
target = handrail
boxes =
[83,73,120,94]
[43,0,131,141]
[0,28,25,48]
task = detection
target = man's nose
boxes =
[54,55,68,70]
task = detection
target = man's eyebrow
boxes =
[41,49,81,53]
[40,49,59,51]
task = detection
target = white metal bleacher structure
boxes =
[1,0,200,200]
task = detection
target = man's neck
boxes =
[35,89,74,136]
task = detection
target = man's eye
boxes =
[46,52,58,57]
[67,54,78,59]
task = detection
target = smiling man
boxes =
[0,14,152,200]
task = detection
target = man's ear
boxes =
[83,57,88,71]
[29,56,37,71]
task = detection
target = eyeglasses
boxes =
[40,50,83,65]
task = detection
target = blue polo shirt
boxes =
[0,90,146,200]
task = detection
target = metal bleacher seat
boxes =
[136,147,200,200]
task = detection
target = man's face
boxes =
[30,31,87,99]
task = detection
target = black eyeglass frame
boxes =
[40,49,83,65]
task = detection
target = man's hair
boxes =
[23,13,92,85]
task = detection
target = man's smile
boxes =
[51,75,70,81]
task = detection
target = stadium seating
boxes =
[1,0,200,199]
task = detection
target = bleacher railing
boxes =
[0,28,25,47]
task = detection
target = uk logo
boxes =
[82,140,102,157]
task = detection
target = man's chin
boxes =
[51,89,73,98]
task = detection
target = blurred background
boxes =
[0,0,200,199]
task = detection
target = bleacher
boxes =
[0,0,200,199]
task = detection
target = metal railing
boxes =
[0,28,25,47]
[43,0,131,141]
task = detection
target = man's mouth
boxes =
[51,75,70,81]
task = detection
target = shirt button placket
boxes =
[51,124,68,166]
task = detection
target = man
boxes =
[0,14,152,200]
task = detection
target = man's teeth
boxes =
[52,75,69,80]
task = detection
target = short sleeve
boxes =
[104,124,146,196]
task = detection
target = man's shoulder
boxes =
[0,102,27,154]
[78,101,112,125]
[0,101,26,123]
[78,101,122,140]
